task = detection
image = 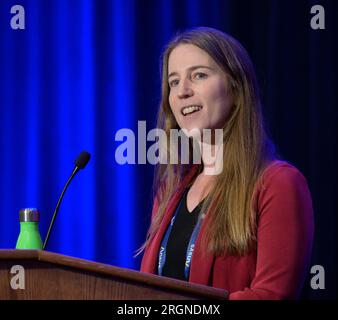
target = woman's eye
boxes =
[193,72,207,80]
[169,79,179,87]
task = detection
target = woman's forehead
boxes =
[168,44,217,74]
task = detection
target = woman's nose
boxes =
[178,79,193,99]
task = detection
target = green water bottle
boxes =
[16,208,43,250]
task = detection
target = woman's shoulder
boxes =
[254,159,314,235]
[254,159,312,212]
[258,159,309,190]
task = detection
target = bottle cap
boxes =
[19,208,40,222]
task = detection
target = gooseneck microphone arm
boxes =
[43,166,79,250]
[43,151,91,250]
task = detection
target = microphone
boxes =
[43,151,91,250]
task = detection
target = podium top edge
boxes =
[0,249,228,300]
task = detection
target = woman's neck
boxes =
[198,140,224,176]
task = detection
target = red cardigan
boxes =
[140,160,314,300]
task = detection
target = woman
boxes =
[137,27,314,300]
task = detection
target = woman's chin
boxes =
[179,125,204,139]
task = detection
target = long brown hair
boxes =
[136,27,276,257]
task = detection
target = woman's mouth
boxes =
[181,105,203,116]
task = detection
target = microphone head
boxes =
[75,151,91,169]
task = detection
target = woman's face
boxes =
[168,44,233,135]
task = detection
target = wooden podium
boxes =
[0,250,228,300]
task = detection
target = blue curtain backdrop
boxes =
[0,0,336,299]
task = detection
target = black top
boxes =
[159,188,204,281]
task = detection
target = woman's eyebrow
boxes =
[168,65,214,79]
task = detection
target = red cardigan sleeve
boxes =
[229,163,314,300]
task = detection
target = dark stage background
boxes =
[0,0,336,299]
